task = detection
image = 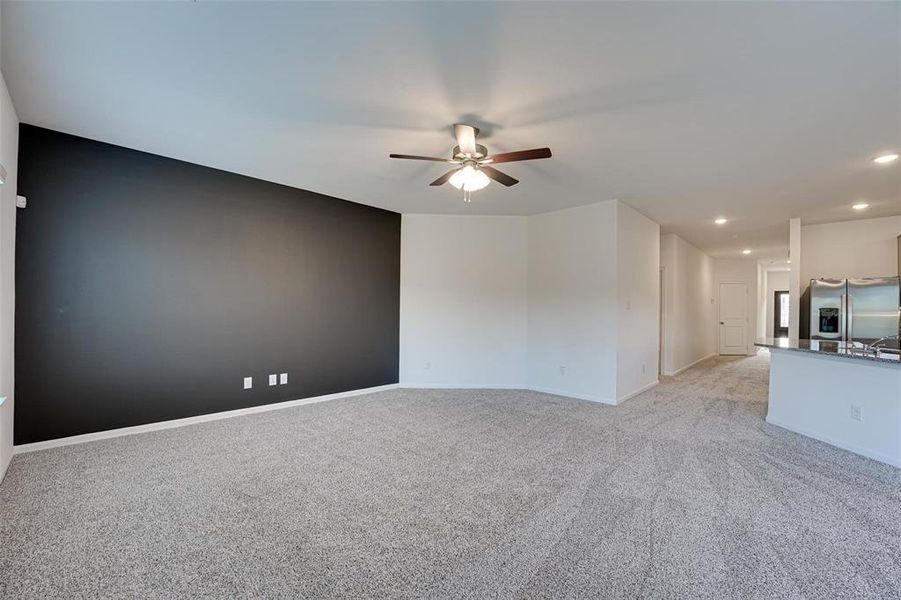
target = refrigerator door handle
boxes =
[840,294,847,343]
[846,294,853,343]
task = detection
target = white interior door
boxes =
[719,282,748,355]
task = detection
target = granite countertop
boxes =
[755,338,901,365]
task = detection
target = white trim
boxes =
[616,380,659,404]
[766,415,901,468]
[399,383,523,390]
[658,265,666,376]
[0,397,8,483]
[405,383,621,405]
[526,386,616,405]
[662,353,716,377]
[13,384,399,454]
[404,384,664,406]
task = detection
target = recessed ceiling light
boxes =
[873,153,898,164]
[714,217,728,225]
[852,202,870,210]
[742,249,752,255]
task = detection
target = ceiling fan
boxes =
[390,124,552,202]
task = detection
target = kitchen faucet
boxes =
[865,335,900,353]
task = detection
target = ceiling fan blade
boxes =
[485,148,552,164]
[480,166,519,187]
[453,124,479,156]
[430,168,461,186]
[390,153,455,163]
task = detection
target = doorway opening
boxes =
[773,290,789,339]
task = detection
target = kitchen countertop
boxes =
[755,338,901,366]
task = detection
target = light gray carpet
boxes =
[1,354,900,599]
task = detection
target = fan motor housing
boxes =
[452,144,488,160]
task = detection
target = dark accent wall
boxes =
[15,125,400,444]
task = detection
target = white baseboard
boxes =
[399,383,524,390]
[13,383,399,455]
[765,415,900,468]
[11,374,685,456]
[403,382,655,406]
[0,396,10,484]
[662,353,716,377]
[616,380,659,404]
[0,453,8,485]
[526,385,616,405]
[404,382,620,405]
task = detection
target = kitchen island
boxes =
[756,338,901,467]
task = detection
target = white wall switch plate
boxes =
[279,373,288,385]
[243,376,253,390]
[851,405,862,421]
[268,374,277,386]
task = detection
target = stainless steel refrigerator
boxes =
[809,277,900,343]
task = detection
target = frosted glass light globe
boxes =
[463,169,490,191]
[449,165,473,190]
[449,165,490,191]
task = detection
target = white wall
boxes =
[801,215,901,284]
[659,234,715,375]
[527,201,618,403]
[764,270,790,339]
[713,259,758,355]
[616,204,659,400]
[400,202,661,405]
[400,214,528,388]
[756,262,766,341]
[0,69,18,482]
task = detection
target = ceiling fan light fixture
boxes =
[449,165,490,191]
[873,153,898,164]
[449,165,471,189]
[464,169,490,192]
[390,123,549,199]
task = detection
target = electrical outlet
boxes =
[279,373,288,385]
[641,363,646,375]
[851,405,862,421]
[559,365,566,376]
[268,374,277,386]
[243,376,253,390]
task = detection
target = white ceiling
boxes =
[2,1,899,259]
